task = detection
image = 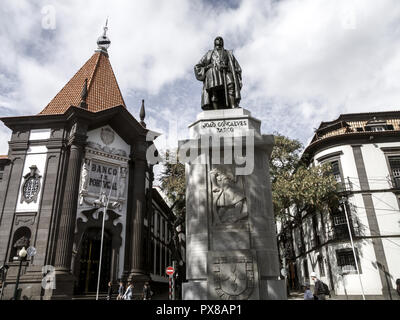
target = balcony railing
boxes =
[337,180,353,193]
[327,224,361,241]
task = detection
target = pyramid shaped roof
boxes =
[39,51,126,115]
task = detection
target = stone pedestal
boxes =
[180,108,286,300]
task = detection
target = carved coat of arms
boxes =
[212,255,255,300]
[21,165,42,204]
[100,127,115,145]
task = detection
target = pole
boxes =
[342,196,366,300]
[172,261,176,300]
[341,272,348,300]
[0,267,8,300]
[382,264,393,300]
[96,175,115,300]
[168,275,172,300]
[13,259,23,300]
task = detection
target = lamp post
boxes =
[13,247,27,300]
[0,264,9,300]
[94,175,115,300]
[342,196,366,300]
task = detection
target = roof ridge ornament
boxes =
[96,18,111,55]
[140,99,146,128]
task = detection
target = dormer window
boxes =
[364,117,394,132]
[371,126,385,132]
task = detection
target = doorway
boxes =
[76,228,112,294]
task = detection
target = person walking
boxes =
[106,281,113,300]
[303,283,314,300]
[123,282,134,300]
[396,278,400,297]
[117,281,125,300]
[311,272,327,300]
[143,282,153,300]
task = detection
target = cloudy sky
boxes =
[1,0,400,166]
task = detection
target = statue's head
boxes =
[214,36,224,49]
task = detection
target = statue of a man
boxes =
[194,36,242,110]
[80,159,90,193]
[118,167,127,199]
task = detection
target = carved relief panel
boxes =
[210,165,248,225]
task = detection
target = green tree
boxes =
[159,150,186,217]
[270,134,340,221]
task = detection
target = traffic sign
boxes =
[166,266,174,276]
[27,246,37,258]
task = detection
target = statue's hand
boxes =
[220,63,228,70]
[213,187,220,193]
[206,63,214,71]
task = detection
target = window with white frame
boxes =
[388,156,400,188]
[370,126,385,132]
[336,248,361,274]
[330,160,342,183]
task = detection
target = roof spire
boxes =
[79,78,88,109]
[140,99,146,128]
[96,18,111,55]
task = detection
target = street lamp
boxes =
[93,175,116,300]
[13,246,27,300]
[341,196,365,300]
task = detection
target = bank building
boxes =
[0,26,178,299]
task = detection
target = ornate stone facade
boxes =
[0,39,175,300]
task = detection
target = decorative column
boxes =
[52,120,87,298]
[124,140,148,280]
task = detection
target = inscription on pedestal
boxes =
[200,119,249,135]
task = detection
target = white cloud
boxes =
[0,127,11,156]
[1,0,400,156]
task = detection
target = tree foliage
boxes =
[270,134,340,221]
[159,150,186,218]
[159,135,340,226]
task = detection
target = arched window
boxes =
[9,227,31,261]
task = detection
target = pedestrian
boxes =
[106,281,113,300]
[396,279,400,296]
[143,282,153,300]
[310,272,327,300]
[304,284,314,300]
[117,281,125,300]
[123,281,134,300]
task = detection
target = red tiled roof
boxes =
[39,51,126,115]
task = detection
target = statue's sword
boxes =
[223,68,229,107]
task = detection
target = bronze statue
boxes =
[195,37,242,110]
